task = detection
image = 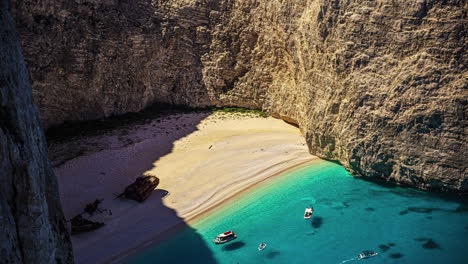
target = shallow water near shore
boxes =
[127,161,468,264]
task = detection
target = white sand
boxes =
[54,112,317,263]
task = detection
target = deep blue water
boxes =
[128,161,468,264]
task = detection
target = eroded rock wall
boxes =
[12,0,214,127]
[12,0,467,191]
[205,0,467,190]
[0,1,73,263]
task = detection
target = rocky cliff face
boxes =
[12,0,467,191]
[0,1,73,263]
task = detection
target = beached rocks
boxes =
[71,215,105,235]
[68,199,111,235]
[84,199,105,215]
[0,1,73,262]
[12,0,467,191]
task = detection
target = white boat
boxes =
[358,251,378,259]
[213,231,237,244]
[304,207,314,219]
[258,242,267,251]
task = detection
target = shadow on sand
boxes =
[119,193,218,263]
[50,107,219,263]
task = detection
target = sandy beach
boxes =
[53,111,317,263]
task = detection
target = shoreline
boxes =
[111,158,322,264]
[185,158,322,224]
[53,112,317,264]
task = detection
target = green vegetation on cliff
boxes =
[212,107,269,118]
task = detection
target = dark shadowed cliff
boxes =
[0,0,73,263]
[12,0,467,191]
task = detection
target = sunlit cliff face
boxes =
[12,0,467,191]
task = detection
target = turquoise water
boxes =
[128,161,468,264]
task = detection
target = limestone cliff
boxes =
[12,0,467,191]
[0,1,73,263]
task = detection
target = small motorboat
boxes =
[358,250,378,259]
[213,231,237,244]
[304,207,314,219]
[258,242,267,251]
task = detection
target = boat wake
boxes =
[300,197,316,204]
[338,257,357,264]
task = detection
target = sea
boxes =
[127,160,468,264]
